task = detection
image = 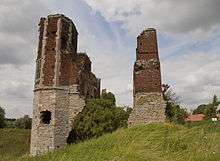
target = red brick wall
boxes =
[70,25,78,57]
[134,29,162,94]
[42,17,58,86]
[35,15,100,98]
[59,18,78,86]
[76,53,100,99]
[136,30,158,54]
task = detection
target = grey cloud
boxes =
[157,0,220,33]
[0,0,47,34]
[2,83,32,99]
[0,43,33,65]
[0,64,34,118]
[84,0,220,35]
[162,49,220,109]
[0,0,44,117]
[0,0,49,65]
[1,0,220,118]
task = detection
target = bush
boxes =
[101,89,116,105]
[5,118,16,128]
[163,86,188,124]
[193,95,219,119]
[15,115,32,129]
[67,99,130,144]
[0,106,6,128]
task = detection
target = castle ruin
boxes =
[128,28,166,126]
[30,13,166,155]
[30,14,100,155]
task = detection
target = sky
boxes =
[0,0,220,118]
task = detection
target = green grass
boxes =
[1,122,220,161]
[0,128,30,161]
[23,122,220,161]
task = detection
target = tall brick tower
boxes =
[30,14,100,155]
[128,28,166,126]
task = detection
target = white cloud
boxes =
[84,0,220,36]
[76,21,134,107]
[0,0,134,118]
[0,0,49,117]
[0,64,34,118]
[80,0,220,110]
[162,50,220,109]
[1,0,220,118]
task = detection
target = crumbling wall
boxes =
[128,92,166,126]
[42,17,58,86]
[134,29,162,94]
[31,14,100,156]
[128,28,165,127]
[30,89,70,155]
[76,53,100,99]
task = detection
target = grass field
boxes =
[0,128,30,161]
[0,122,219,161]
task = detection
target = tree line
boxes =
[192,95,220,117]
[162,84,220,123]
[0,108,32,129]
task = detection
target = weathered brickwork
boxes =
[35,18,45,84]
[76,53,100,98]
[128,28,166,127]
[30,14,100,156]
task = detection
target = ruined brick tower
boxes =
[30,14,100,155]
[128,28,166,126]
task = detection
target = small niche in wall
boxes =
[40,110,51,124]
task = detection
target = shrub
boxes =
[0,106,6,128]
[67,99,130,143]
[15,115,32,129]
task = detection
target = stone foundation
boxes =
[128,92,166,127]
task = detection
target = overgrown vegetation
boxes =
[67,90,131,143]
[0,128,30,161]
[0,105,32,129]
[14,121,220,161]
[162,85,188,124]
[15,115,32,129]
[0,106,6,128]
[100,89,116,105]
[193,95,220,118]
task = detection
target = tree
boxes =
[0,106,6,128]
[163,85,188,124]
[101,89,116,105]
[193,95,219,118]
[193,104,207,115]
[15,115,32,129]
[165,101,187,124]
[67,97,130,144]
[5,118,16,128]
[205,95,219,118]
[212,95,219,106]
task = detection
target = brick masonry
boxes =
[128,28,166,127]
[30,14,100,156]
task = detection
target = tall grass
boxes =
[0,122,219,161]
[21,122,220,161]
[0,128,30,161]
